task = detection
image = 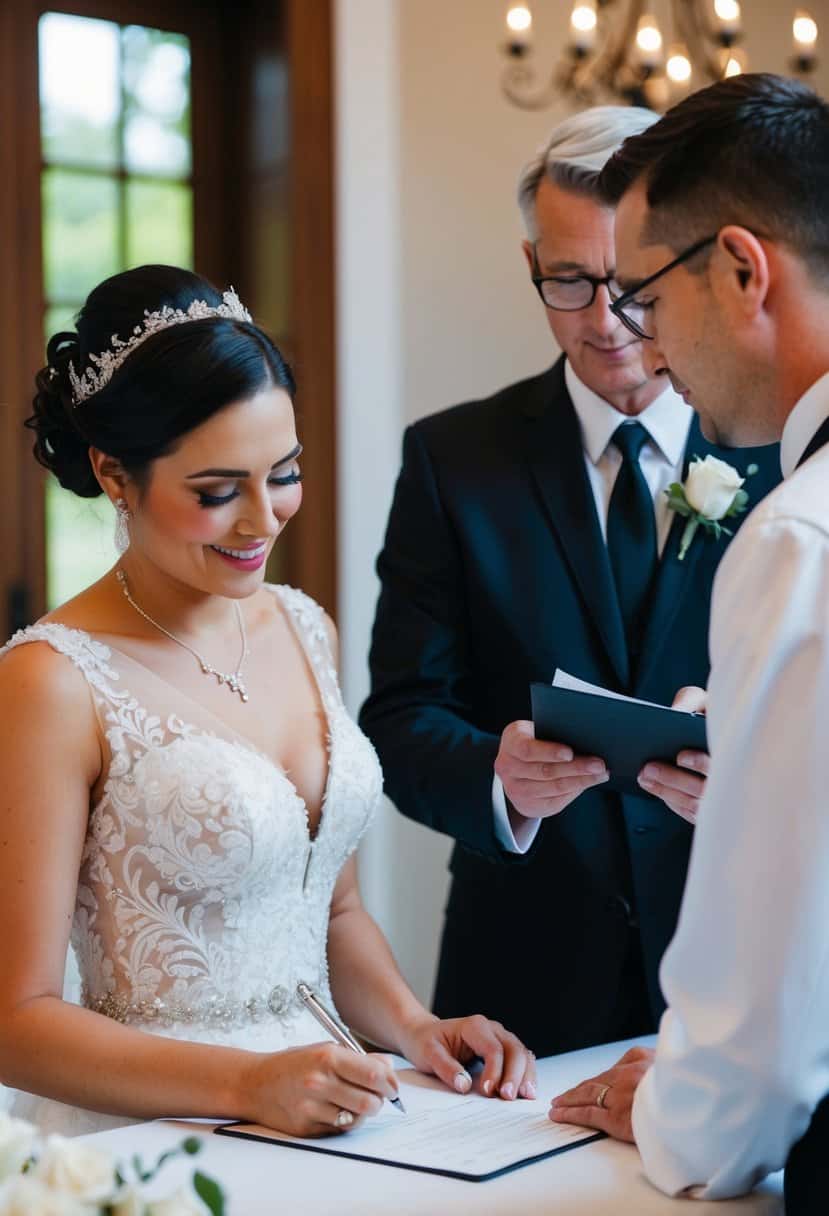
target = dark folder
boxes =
[531,683,707,798]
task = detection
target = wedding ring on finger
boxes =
[335,1109,354,1128]
[596,1084,611,1110]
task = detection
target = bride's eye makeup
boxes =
[189,445,303,508]
[268,464,302,488]
[197,486,239,508]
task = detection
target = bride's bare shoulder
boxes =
[0,578,116,708]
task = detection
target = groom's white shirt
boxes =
[632,372,829,1198]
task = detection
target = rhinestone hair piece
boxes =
[68,288,253,405]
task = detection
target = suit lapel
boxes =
[635,417,725,689]
[522,361,629,688]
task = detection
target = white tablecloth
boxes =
[83,1036,785,1214]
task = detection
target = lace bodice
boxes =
[0,585,381,1040]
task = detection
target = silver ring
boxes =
[596,1084,611,1110]
[335,1109,354,1128]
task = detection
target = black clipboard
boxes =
[531,682,707,798]
[214,1120,604,1182]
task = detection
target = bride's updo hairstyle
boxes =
[28,264,295,499]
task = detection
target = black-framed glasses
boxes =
[530,246,623,313]
[610,233,718,340]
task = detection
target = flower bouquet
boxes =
[0,1112,225,1215]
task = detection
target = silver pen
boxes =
[296,982,407,1114]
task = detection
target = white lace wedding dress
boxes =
[0,585,382,1136]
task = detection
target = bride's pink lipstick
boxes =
[209,543,268,571]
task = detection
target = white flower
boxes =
[147,1187,209,1215]
[0,1113,37,1181]
[110,1185,145,1216]
[0,1175,90,1216]
[33,1136,116,1204]
[683,455,744,520]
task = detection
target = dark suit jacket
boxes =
[359,358,781,1056]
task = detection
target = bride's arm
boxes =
[326,858,536,1100]
[0,645,396,1133]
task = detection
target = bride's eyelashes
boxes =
[196,470,303,509]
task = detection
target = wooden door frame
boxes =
[0,0,336,636]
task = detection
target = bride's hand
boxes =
[244,1042,400,1137]
[397,1014,537,1100]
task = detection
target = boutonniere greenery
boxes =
[666,454,758,561]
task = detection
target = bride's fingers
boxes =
[316,1075,385,1119]
[490,1032,534,1100]
[415,1034,474,1094]
[333,1048,400,1103]
[311,1102,366,1135]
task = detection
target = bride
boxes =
[0,265,535,1138]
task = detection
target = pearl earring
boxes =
[114,498,131,554]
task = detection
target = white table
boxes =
[84,1037,784,1214]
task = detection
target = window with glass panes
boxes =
[38,12,192,607]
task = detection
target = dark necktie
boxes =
[606,421,658,663]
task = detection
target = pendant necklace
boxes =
[115,568,250,702]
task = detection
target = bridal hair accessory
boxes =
[113,497,131,554]
[69,288,253,405]
[116,568,250,702]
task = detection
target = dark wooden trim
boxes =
[284,0,337,617]
[0,3,25,637]
[11,5,48,630]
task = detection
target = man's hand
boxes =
[548,1046,654,1142]
[638,686,709,824]
[495,720,609,824]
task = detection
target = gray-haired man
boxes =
[359,107,780,1058]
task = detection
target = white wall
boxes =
[335,0,829,1004]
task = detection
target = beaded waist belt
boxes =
[83,980,321,1030]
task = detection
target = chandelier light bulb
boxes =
[636,18,663,53]
[571,4,597,33]
[635,15,664,68]
[793,10,818,47]
[714,0,741,23]
[570,2,597,52]
[506,5,533,33]
[714,0,741,40]
[666,46,693,83]
[724,52,743,76]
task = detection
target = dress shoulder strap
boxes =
[0,622,122,703]
[266,585,342,712]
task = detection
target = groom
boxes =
[360,106,780,1058]
[549,74,829,1208]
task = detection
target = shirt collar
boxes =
[564,359,692,467]
[781,370,829,477]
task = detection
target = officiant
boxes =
[359,106,780,1057]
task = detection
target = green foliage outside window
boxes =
[39,13,193,608]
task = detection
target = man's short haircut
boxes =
[599,73,829,280]
[517,105,658,239]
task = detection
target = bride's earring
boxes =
[114,498,131,554]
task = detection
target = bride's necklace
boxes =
[115,568,250,702]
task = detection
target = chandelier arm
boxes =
[673,0,725,83]
[593,0,647,86]
[501,62,565,110]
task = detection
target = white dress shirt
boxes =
[493,361,692,852]
[632,372,829,1199]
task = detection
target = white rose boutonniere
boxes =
[666,454,758,560]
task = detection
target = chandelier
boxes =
[501,1,819,111]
